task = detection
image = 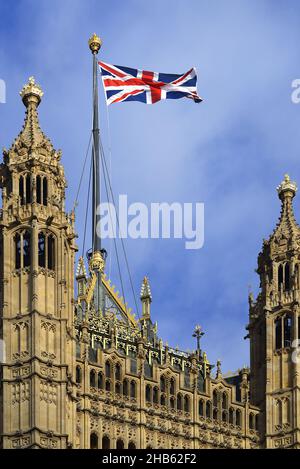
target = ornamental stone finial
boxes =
[277,174,297,200]
[20,76,43,107]
[88,33,102,54]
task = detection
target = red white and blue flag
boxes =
[99,61,202,105]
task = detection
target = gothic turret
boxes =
[0,78,77,449]
[248,175,300,448]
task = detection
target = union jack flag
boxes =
[99,61,202,105]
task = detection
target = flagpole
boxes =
[88,33,104,314]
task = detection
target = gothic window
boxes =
[130,380,136,398]
[90,370,96,388]
[115,363,121,381]
[23,231,31,267]
[47,235,55,269]
[184,395,190,413]
[213,389,218,407]
[36,176,41,204]
[206,401,212,418]
[26,175,31,204]
[170,378,175,395]
[160,375,166,392]
[15,231,31,269]
[98,372,103,389]
[222,411,227,422]
[278,264,283,290]
[285,263,290,291]
[130,358,137,374]
[249,413,254,429]
[128,442,136,450]
[116,439,124,449]
[115,382,121,394]
[160,394,166,406]
[275,317,282,350]
[76,366,81,384]
[236,409,241,427]
[15,233,21,269]
[153,387,159,404]
[284,316,292,347]
[170,396,175,409]
[105,379,111,391]
[105,360,111,378]
[222,392,228,409]
[90,433,98,449]
[123,379,129,396]
[19,176,24,205]
[213,408,218,421]
[43,177,48,206]
[144,361,153,378]
[146,384,151,402]
[102,436,110,449]
[177,393,182,410]
[38,233,46,267]
[199,399,204,416]
[229,408,234,424]
[184,367,190,388]
[198,371,205,392]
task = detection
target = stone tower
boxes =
[248,174,300,448]
[0,78,77,448]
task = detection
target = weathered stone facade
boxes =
[0,78,298,449]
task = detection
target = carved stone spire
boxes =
[140,276,152,320]
[271,174,299,243]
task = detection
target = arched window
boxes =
[36,175,41,204]
[38,232,46,267]
[116,439,124,449]
[255,414,259,430]
[123,379,128,396]
[285,263,290,291]
[115,382,121,394]
[15,233,21,269]
[130,380,136,398]
[206,401,212,418]
[160,375,166,392]
[213,390,218,407]
[98,372,103,389]
[102,436,110,449]
[236,409,241,427]
[105,361,111,378]
[222,410,227,422]
[170,396,175,409]
[115,363,121,381]
[213,408,218,421]
[275,317,282,350]
[19,176,24,205]
[229,408,234,424]
[105,379,111,392]
[26,175,31,204]
[170,378,175,395]
[184,368,190,388]
[76,366,81,384]
[146,384,151,402]
[284,316,292,347]
[128,441,136,449]
[177,394,182,410]
[43,177,48,206]
[222,392,227,409]
[160,394,166,406]
[184,395,190,413]
[153,387,159,404]
[278,264,283,290]
[249,413,254,429]
[199,399,204,416]
[23,231,31,267]
[90,433,98,449]
[90,370,96,388]
[47,235,55,270]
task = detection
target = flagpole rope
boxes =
[82,153,93,258]
[105,105,113,281]
[99,138,140,320]
[73,131,93,212]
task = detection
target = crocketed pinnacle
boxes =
[271,174,299,242]
[10,77,54,154]
[140,276,152,302]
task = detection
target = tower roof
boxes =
[140,276,152,301]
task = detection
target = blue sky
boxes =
[1,0,300,372]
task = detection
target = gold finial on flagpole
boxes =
[88,33,102,54]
